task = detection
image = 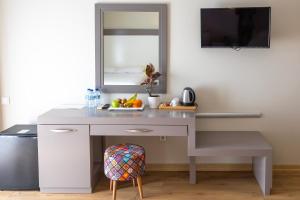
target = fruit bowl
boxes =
[108,104,145,111]
[109,93,144,111]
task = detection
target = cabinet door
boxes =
[38,125,91,190]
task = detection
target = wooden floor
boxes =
[1,171,300,200]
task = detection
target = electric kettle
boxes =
[181,87,196,106]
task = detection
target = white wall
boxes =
[0,0,3,130]
[1,0,300,165]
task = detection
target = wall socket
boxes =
[160,136,167,142]
[1,97,10,105]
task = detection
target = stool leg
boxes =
[112,181,117,200]
[110,179,113,191]
[137,176,143,199]
[132,178,136,187]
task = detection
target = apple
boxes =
[111,99,120,108]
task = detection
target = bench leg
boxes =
[189,156,197,184]
[252,155,272,196]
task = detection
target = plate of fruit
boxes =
[108,93,144,111]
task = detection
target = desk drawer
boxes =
[90,125,187,136]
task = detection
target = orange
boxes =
[133,99,143,108]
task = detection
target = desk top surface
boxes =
[38,107,196,125]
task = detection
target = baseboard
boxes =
[147,163,252,172]
[273,165,300,175]
[147,163,300,174]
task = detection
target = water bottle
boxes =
[94,88,101,107]
[90,89,96,108]
[85,89,94,108]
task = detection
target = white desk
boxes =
[37,108,272,196]
[37,108,197,193]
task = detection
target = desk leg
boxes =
[253,155,272,196]
[189,156,197,184]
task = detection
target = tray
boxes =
[159,104,198,111]
[108,104,145,111]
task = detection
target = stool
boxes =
[104,144,145,200]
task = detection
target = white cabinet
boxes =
[38,125,91,193]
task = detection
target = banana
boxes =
[124,102,133,108]
[123,93,137,107]
[127,93,137,102]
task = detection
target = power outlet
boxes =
[160,136,167,142]
[1,97,10,105]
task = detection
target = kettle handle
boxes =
[189,89,196,102]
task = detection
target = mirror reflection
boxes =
[103,11,160,86]
[104,36,159,85]
[104,11,159,29]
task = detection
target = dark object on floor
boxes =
[0,124,39,190]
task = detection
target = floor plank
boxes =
[1,172,300,200]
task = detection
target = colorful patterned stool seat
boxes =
[104,144,145,181]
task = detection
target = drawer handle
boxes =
[50,129,76,133]
[125,129,153,133]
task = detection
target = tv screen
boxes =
[201,7,271,48]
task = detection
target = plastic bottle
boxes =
[85,89,94,108]
[90,89,96,108]
[94,88,101,107]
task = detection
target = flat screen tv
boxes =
[201,7,271,48]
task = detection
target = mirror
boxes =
[95,4,167,93]
[103,35,159,85]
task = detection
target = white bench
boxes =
[194,131,272,196]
